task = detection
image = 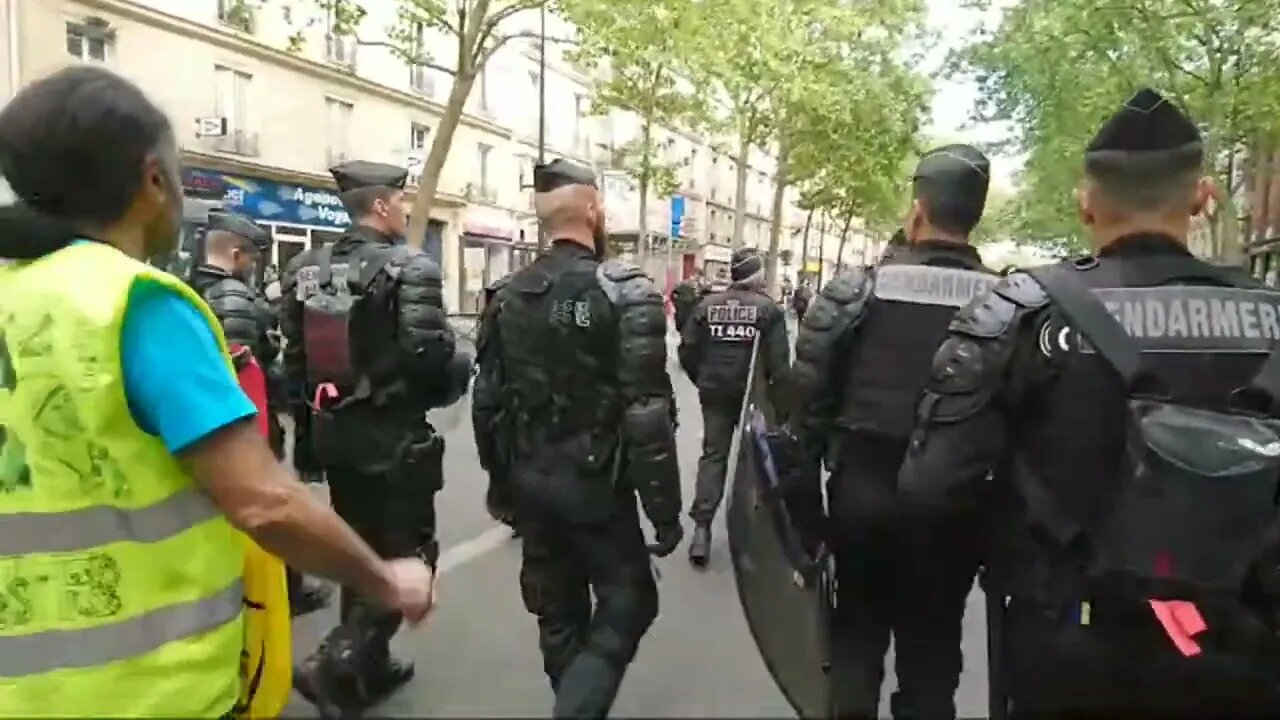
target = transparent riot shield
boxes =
[726,337,834,718]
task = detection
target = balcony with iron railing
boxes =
[326,35,357,69]
[203,130,260,157]
[464,182,498,205]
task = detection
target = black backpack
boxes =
[1029,263,1280,600]
[301,244,402,393]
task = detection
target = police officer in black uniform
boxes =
[787,144,996,719]
[671,271,710,333]
[189,211,332,618]
[680,247,789,566]
[899,89,1280,717]
[472,159,683,718]
[283,161,468,716]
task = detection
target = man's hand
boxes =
[647,521,684,558]
[378,558,439,625]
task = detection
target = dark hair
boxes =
[0,66,173,226]
[1084,147,1202,212]
[341,186,399,217]
[912,177,983,236]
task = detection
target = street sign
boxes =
[194,116,228,137]
[406,150,425,174]
[670,195,686,238]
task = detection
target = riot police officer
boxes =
[188,211,332,618]
[899,89,1280,717]
[787,144,996,719]
[680,247,789,567]
[671,270,711,332]
[471,159,683,718]
[283,161,469,716]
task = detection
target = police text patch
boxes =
[873,265,997,308]
[1043,286,1280,354]
[708,302,758,342]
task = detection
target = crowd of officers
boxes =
[5,63,1280,720]
[668,87,1280,720]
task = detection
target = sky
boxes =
[922,0,1021,192]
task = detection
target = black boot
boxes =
[362,657,415,703]
[688,524,711,568]
[294,649,355,720]
[290,579,334,618]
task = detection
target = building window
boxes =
[217,0,256,33]
[410,122,430,152]
[478,69,490,112]
[408,21,434,96]
[325,97,354,166]
[573,93,587,152]
[210,66,257,156]
[475,143,493,200]
[65,21,112,63]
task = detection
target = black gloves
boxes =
[647,520,685,557]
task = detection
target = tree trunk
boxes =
[765,144,790,298]
[799,208,813,277]
[637,118,652,265]
[835,213,852,272]
[817,213,828,288]
[407,70,478,249]
[731,125,751,250]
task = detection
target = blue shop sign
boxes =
[182,168,352,230]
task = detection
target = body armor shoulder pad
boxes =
[597,260,656,305]
[951,271,1046,339]
[393,248,443,283]
[820,267,872,305]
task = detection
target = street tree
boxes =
[275,0,578,249]
[958,0,1280,259]
[561,0,706,264]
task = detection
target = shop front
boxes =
[701,243,732,289]
[458,211,517,314]
[181,167,446,276]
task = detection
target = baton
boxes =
[985,578,1010,720]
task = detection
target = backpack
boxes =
[300,244,401,391]
[1028,263,1280,600]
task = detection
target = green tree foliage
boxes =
[959,0,1280,257]
[560,0,705,262]
[277,0,574,248]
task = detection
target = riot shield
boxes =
[726,337,833,718]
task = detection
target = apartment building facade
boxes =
[8,0,859,308]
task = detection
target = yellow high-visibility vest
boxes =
[0,242,255,717]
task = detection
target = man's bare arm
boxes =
[182,419,396,605]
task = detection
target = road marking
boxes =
[438,526,515,575]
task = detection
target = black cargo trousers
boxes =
[319,412,443,680]
[516,495,659,719]
[827,436,979,720]
[689,395,742,527]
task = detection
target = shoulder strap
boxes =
[1026,263,1145,387]
[316,244,334,287]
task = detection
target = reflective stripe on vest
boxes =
[0,243,243,716]
[0,486,219,554]
[0,577,243,677]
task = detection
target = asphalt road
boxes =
[282,330,992,718]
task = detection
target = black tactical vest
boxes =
[838,244,995,438]
[493,246,621,466]
[695,285,776,403]
[996,244,1280,596]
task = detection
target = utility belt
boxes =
[308,377,434,473]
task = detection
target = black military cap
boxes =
[1087,88,1201,157]
[730,247,763,281]
[330,160,408,193]
[207,210,271,252]
[1085,88,1204,180]
[913,144,991,209]
[533,158,597,193]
